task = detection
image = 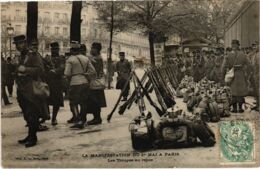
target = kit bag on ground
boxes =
[129,115,155,150]
[154,118,197,148]
[193,120,216,147]
[208,100,220,122]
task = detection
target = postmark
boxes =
[219,120,255,164]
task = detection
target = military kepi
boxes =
[91,42,102,51]
[232,39,240,46]
[119,52,125,56]
[13,35,26,44]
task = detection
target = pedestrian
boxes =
[14,35,48,147]
[205,51,215,80]
[29,39,50,131]
[64,41,96,126]
[1,56,12,105]
[84,42,107,126]
[115,52,132,101]
[222,39,251,113]
[6,57,15,97]
[45,42,65,125]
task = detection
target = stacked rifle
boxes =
[107,65,180,122]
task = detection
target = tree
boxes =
[26,2,38,45]
[70,1,82,43]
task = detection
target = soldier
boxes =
[64,41,96,126]
[14,35,47,147]
[6,57,15,97]
[45,42,65,125]
[249,42,259,111]
[115,52,132,101]
[74,42,107,128]
[222,40,251,113]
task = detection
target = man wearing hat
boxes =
[115,52,132,101]
[77,42,107,126]
[45,42,65,125]
[64,41,96,127]
[222,39,251,113]
[13,35,47,147]
[248,42,259,111]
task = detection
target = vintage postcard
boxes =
[1,0,259,168]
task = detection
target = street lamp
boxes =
[6,23,14,58]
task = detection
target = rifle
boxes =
[107,72,133,122]
[118,73,148,115]
[133,71,164,116]
[150,67,175,108]
[146,69,168,112]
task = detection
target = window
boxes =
[45,26,50,34]
[63,13,67,21]
[63,27,68,35]
[82,28,86,35]
[55,27,59,35]
[54,13,59,19]
[15,25,22,34]
[15,9,20,16]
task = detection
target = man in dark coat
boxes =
[6,57,15,97]
[1,56,12,105]
[115,52,132,101]
[222,40,251,113]
[45,42,65,125]
[14,35,47,147]
[249,42,259,111]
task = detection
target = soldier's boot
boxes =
[25,124,38,148]
[88,110,102,125]
[18,136,29,144]
[67,105,79,123]
[51,106,59,126]
[231,103,237,113]
[238,103,244,113]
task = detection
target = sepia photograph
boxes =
[1,0,259,168]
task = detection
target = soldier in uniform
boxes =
[249,42,259,111]
[14,35,47,147]
[115,52,132,101]
[46,42,65,125]
[76,42,107,127]
[222,40,251,113]
[64,41,96,126]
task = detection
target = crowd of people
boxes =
[1,35,259,148]
[1,34,132,148]
[164,39,259,113]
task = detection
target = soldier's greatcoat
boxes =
[222,51,250,97]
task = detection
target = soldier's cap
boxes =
[13,35,26,44]
[232,39,240,46]
[30,39,38,45]
[119,52,125,56]
[50,42,59,49]
[70,41,80,49]
[80,44,87,51]
[91,42,102,51]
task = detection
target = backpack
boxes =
[208,100,220,122]
[129,115,155,150]
[154,118,197,148]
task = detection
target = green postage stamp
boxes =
[219,120,255,164]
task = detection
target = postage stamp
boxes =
[219,120,255,164]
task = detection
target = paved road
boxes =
[2,69,260,168]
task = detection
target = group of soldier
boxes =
[2,34,131,148]
[166,39,259,113]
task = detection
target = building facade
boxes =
[224,0,259,48]
[1,2,149,63]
